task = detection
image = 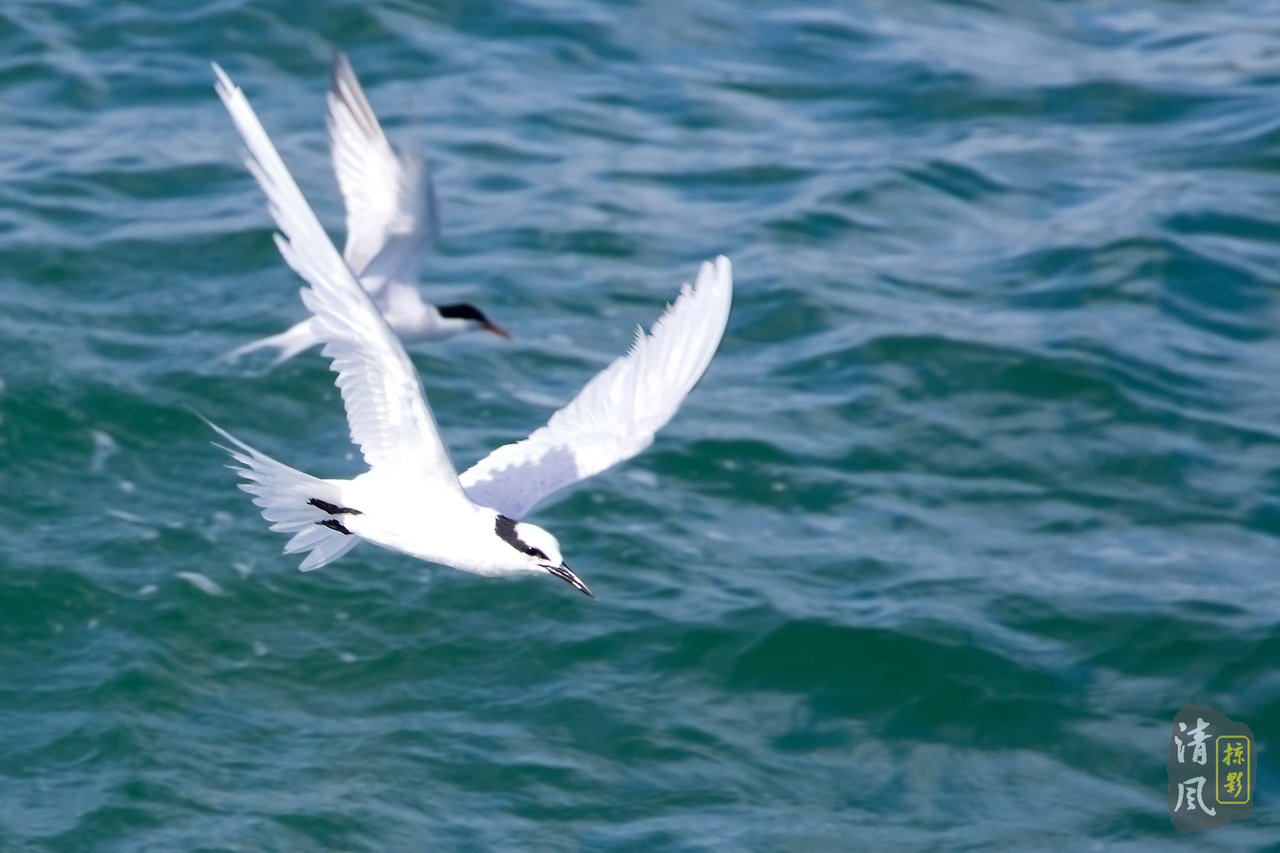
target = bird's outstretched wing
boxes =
[327,51,437,293]
[214,64,463,496]
[460,256,732,519]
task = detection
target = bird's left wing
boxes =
[327,52,436,293]
[214,64,464,496]
[460,256,732,519]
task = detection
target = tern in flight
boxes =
[211,66,733,596]
[226,52,507,367]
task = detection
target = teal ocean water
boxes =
[3,0,1280,848]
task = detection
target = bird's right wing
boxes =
[214,64,464,497]
[328,51,436,292]
[459,257,732,519]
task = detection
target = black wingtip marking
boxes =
[309,498,362,516]
[317,518,353,536]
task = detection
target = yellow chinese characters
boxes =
[1215,736,1250,805]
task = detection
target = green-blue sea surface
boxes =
[2,1,1280,849]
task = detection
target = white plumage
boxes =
[460,262,732,519]
[225,53,505,367]
[212,64,732,595]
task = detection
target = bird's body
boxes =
[212,64,732,595]
[226,53,504,367]
[340,472,525,576]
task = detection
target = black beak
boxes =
[546,563,593,597]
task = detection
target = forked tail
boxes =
[207,420,360,571]
[222,317,321,368]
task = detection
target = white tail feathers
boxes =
[207,421,360,571]
[223,317,322,368]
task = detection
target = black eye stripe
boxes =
[437,303,487,322]
[495,515,549,560]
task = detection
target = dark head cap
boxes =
[437,303,509,338]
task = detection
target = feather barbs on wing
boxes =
[327,52,434,292]
[460,256,732,520]
[214,64,463,492]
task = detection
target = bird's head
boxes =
[494,515,592,596]
[437,303,509,338]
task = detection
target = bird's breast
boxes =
[340,474,502,573]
